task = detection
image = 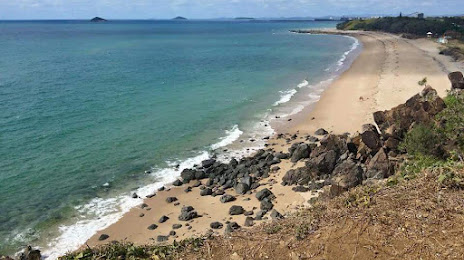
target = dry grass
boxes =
[181,168,464,260]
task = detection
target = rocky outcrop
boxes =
[282,87,446,197]
[373,86,445,140]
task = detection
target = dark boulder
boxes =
[290,143,311,162]
[220,194,236,203]
[210,221,224,229]
[166,197,178,203]
[229,205,245,215]
[181,169,197,183]
[282,166,315,186]
[308,150,338,175]
[244,217,254,227]
[315,128,329,135]
[172,179,182,186]
[201,159,216,168]
[260,199,274,211]
[312,135,348,158]
[172,224,182,229]
[225,222,241,233]
[200,188,213,196]
[332,159,364,189]
[178,206,199,221]
[159,215,169,223]
[255,188,274,201]
[365,148,392,179]
[234,183,250,195]
[148,224,158,230]
[98,234,109,241]
[361,124,382,152]
[449,71,464,89]
[241,176,253,187]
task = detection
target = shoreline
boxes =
[44,30,459,259]
[40,30,360,259]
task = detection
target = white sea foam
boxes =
[274,89,297,106]
[297,79,309,88]
[211,125,243,150]
[335,36,359,71]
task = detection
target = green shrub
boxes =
[418,77,427,86]
[399,124,443,158]
[437,93,464,152]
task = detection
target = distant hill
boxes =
[172,16,187,20]
[90,17,107,22]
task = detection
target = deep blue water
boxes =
[0,20,357,256]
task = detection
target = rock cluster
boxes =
[282,87,446,196]
[170,148,283,220]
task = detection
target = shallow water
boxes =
[0,20,357,256]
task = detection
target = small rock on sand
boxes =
[98,234,109,241]
[166,197,178,203]
[147,224,158,230]
[159,215,169,223]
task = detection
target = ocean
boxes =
[0,20,360,257]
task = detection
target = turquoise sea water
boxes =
[0,20,358,256]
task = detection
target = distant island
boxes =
[235,17,255,20]
[172,16,187,20]
[90,17,107,22]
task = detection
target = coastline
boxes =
[45,30,459,259]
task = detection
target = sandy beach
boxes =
[84,30,462,250]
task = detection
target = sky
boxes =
[0,0,462,20]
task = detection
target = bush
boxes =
[437,93,464,152]
[399,124,444,158]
